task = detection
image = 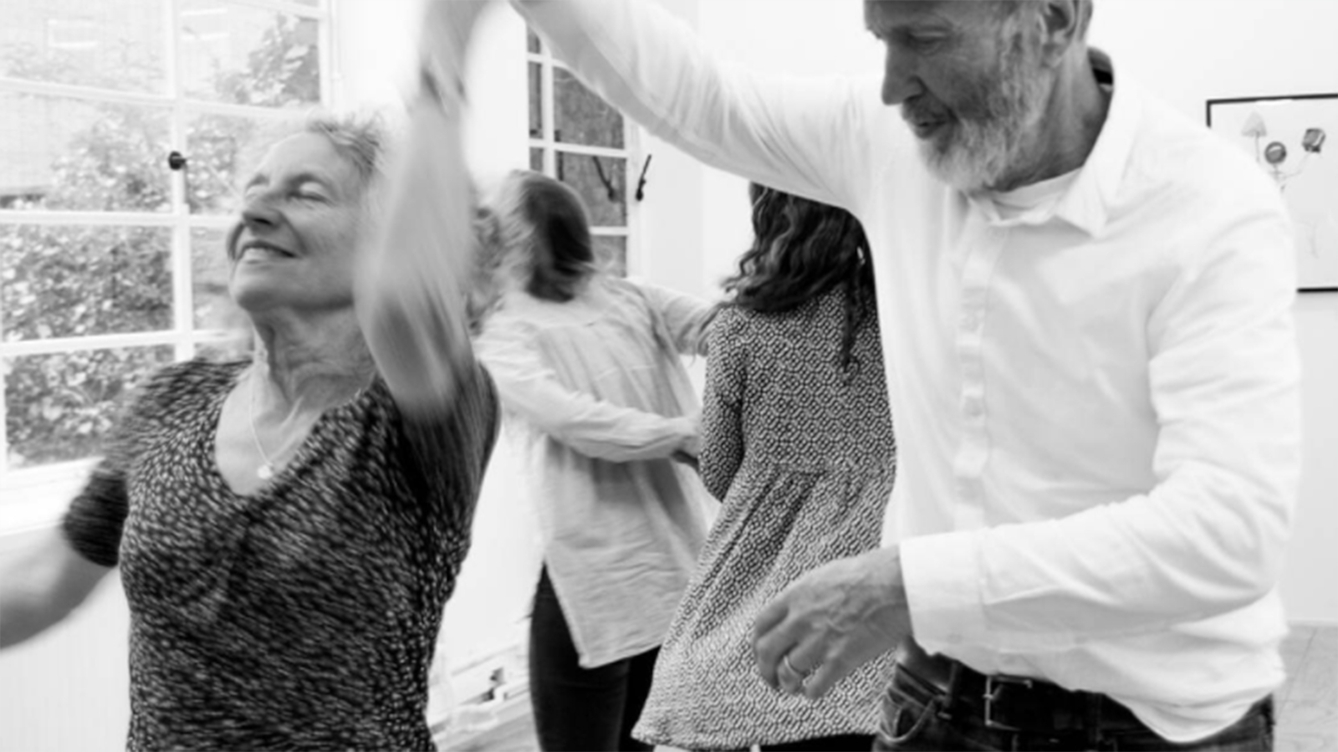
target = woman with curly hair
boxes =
[633,183,897,752]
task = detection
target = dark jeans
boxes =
[529,567,658,752]
[873,660,1275,752]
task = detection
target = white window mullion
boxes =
[0,331,185,359]
[167,0,192,361]
[0,75,174,108]
[541,56,556,175]
[318,0,336,110]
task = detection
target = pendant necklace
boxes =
[247,370,279,480]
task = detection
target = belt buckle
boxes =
[982,674,1034,732]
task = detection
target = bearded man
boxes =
[490,1,1299,749]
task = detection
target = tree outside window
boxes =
[0,1,327,480]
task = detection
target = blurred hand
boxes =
[420,0,493,94]
[753,547,911,700]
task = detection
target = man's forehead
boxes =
[864,0,990,30]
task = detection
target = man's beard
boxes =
[911,38,1052,193]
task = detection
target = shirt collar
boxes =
[970,48,1142,237]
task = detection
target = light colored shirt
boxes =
[475,276,714,668]
[512,0,1302,740]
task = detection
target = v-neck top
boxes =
[62,357,498,751]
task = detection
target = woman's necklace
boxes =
[247,371,280,480]
[245,368,369,480]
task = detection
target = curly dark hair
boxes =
[723,183,875,371]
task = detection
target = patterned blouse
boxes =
[62,358,498,751]
[633,288,898,750]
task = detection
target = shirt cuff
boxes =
[901,528,988,655]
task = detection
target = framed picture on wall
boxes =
[1207,93,1338,293]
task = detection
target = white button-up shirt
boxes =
[475,277,713,668]
[512,0,1302,740]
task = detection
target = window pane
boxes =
[526,27,541,54]
[179,0,321,108]
[556,152,626,227]
[0,224,172,340]
[191,226,246,331]
[185,111,297,215]
[529,148,544,173]
[0,92,172,213]
[5,345,175,469]
[594,235,626,277]
[528,62,543,139]
[554,68,623,149]
[0,0,167,93]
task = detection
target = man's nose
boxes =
[880,45,924,106]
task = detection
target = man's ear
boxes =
[1037,0,1085,67]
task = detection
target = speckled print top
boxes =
[633,288,898,750]
[62,358,498,752]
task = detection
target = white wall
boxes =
[1087,0,1338,624]
[688,0,1338,623]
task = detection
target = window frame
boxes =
[0,0,333,529]
[525,30,642,276]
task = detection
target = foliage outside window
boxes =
[0,0,329,494]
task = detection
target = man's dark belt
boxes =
[894,638,1145,738]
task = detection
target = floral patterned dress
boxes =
[634,288,898,750]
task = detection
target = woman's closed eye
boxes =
[294,182,333,203]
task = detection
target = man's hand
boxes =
[753,546,911,699]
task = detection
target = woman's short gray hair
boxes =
[301,111,390,196]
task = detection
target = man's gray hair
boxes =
[993,0,1094,42]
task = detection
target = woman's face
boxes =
[227,132,367,317]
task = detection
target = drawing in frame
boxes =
[1207,93,1337,293]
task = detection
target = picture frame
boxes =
[1207,93,1338,293]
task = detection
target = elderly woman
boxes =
[0,71,497,752]
[473,170,713,752]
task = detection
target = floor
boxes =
[450,625,1338,752]
[1277,624,1338,751]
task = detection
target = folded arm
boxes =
[477,322,697,463]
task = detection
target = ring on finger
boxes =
[782,655,809,679]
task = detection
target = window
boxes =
[0,0,330,520]
[525,28,642,276]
